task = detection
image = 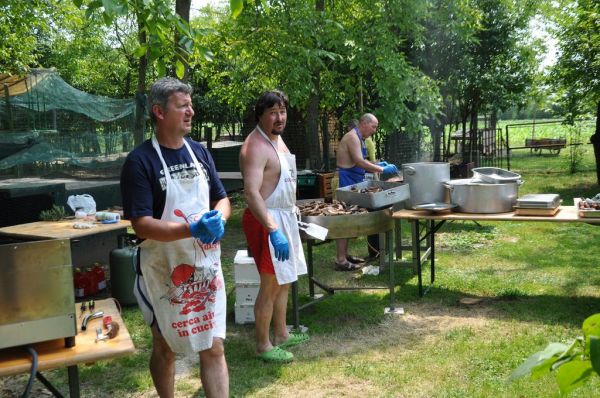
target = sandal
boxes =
[335,261,362,271]
[346,255,366,264]
[278,332,310,349]
[257,346,294,363]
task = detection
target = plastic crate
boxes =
[297,174,317,186]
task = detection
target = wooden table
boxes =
[0,218,130,240]
[0,299,135,397]
[392,206,600,296]
[0,218,131,268]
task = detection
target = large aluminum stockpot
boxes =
[402,162,450,208]
[444,179,522,213]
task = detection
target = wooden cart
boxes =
[524,138,566,155]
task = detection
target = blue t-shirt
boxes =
[120,137,227,220]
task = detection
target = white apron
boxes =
[257,126,307,284]
[135,136,226,354]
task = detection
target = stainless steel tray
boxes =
[574,198,600,218]
[299,203,393,239]
[413,202,457,213]
[473,167,521,184]
[336,180,410,209]
[516,194,561,208]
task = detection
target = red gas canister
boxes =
[74,268,89,298]
[86,267,98,295]
[91,263,107,292]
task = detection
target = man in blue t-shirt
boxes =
[121,77,230,397]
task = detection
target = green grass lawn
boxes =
[3,150,600,397]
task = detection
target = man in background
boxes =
[334,113,398,271]
[240,90,309,363]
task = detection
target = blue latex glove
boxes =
[376,161,389,167]
[382,164,399,174]
[203,210,225,243]
[268,229,289,261]
[190,210,224,243]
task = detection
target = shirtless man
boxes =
[335,113,398,270]
[239,90,309,363]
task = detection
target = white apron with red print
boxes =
[137,136,226,354]
[256,126,307,285]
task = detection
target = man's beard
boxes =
[271,128,283,136]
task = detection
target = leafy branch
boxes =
[510,313,600,396]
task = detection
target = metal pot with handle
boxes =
[444,178,523,213]
[402,162,450,208]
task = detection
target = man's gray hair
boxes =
[359,113,376,124]
[148,77,193,124]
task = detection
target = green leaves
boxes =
[230,0,243,18]
[555,359,593,395]
[509,342,569,380]
[511,313,600,395]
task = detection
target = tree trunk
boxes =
[306,83,321,169]
[591,100,600,185]
[175,0,191,82]
[134,16,148,146]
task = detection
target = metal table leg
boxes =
[385,229,403,314]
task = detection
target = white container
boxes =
[235,302,255,324]
[235,282,260,304]
[234,250,260,283]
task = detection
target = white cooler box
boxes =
[235,282,260,304]
[234,250,260,283]
[235,302,255,324]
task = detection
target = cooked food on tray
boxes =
[578,194,600,210]
[349,186,383,194]
[298,200,368,216]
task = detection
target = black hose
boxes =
[21,345,38,398]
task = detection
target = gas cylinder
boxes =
[73,268,89,299]
[109,234,138,306]
[86,266,99,295]
[91,263,107,292]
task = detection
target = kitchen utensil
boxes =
[402,162,450,208]
[297,221,328,241]
[336,180,410,209]
[472,167,521,184]
[298,199,393,239]
[413,202,458,213]
[575,198,600,218]
[444,178,522,213]
[516,193,561,208]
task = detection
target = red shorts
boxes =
[242,209,275,275]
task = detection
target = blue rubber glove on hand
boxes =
[268,229,289,261]
[202,210,225,243]
[376,161,389,167]
[382,164,399,174]
[190,210,224,243]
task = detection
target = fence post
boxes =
[204,126,213,150]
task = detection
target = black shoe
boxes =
[364,254,380,263]
[346,255,366,264]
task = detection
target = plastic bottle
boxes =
[73,268,89,298]
[91,263,107,292]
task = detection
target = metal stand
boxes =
[292,228,402,330]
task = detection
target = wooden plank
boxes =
[0,299,135,377]
[0,219,130,240]
[392,206,600,224]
